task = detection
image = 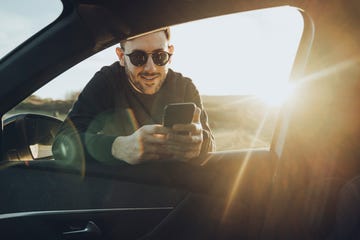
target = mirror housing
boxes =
[2,114,62,161]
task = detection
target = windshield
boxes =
[5,5,304,152]
[0,0,63,59]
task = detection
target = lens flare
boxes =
[256,83,295,107]
[221,109,272,223]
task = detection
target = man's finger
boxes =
[192,107,201,123]
[165,141,201,153]
[144,133,167,144]
[168,132,202,143]
[141,124,170,135]
[173,150,200,160]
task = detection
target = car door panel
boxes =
[0,149,276,239]
[0,208,173,240]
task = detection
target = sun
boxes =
[255,83,295,107]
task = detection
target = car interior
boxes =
[1,0,360,239]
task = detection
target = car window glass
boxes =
[5,6,304,152]
[171,6,303,150]
[0,0,62,58]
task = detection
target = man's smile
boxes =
[140,73,160,81]
[142,76,157,81]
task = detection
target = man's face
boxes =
[116,31,174,95]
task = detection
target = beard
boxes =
[124,61,165,94]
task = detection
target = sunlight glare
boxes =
[171,6,303,98]
[221,108,272,222]
[255,83,295,107]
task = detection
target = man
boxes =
[53,27,215,165]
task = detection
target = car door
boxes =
[0,112,275,240]
[0,0,307,239]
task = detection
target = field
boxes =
[202,95,279,150]
[5,95,280,151]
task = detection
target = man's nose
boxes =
[143,55,157,71]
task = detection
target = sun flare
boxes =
[255,83,295,107]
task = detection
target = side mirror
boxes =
[3,114,62,161]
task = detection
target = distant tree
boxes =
[65,91,80,102]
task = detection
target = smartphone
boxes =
[163,102,196,128]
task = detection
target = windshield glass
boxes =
[6,6,304,151]
[0,0,63,58]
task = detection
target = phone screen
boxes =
[163,102,196,128]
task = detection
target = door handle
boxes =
[62,221,101,240]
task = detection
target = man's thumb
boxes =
[192,107,201,123]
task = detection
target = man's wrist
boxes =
[112,136,138,165]
[111,136,124,160]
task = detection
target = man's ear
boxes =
[168,45,174,63]
[168,44,174,54]
[116,47,125,66]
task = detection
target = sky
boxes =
[0,1,303,104]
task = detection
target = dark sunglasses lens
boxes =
[129,51,147,66]
[152,51,170,66]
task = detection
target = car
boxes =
[1,0,360,239]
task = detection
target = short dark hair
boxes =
[120,27,171,49]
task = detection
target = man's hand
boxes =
[111,124,170,164]
[111,108,204,164]
[166,107,203,160]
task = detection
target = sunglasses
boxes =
[125,50,172,67]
